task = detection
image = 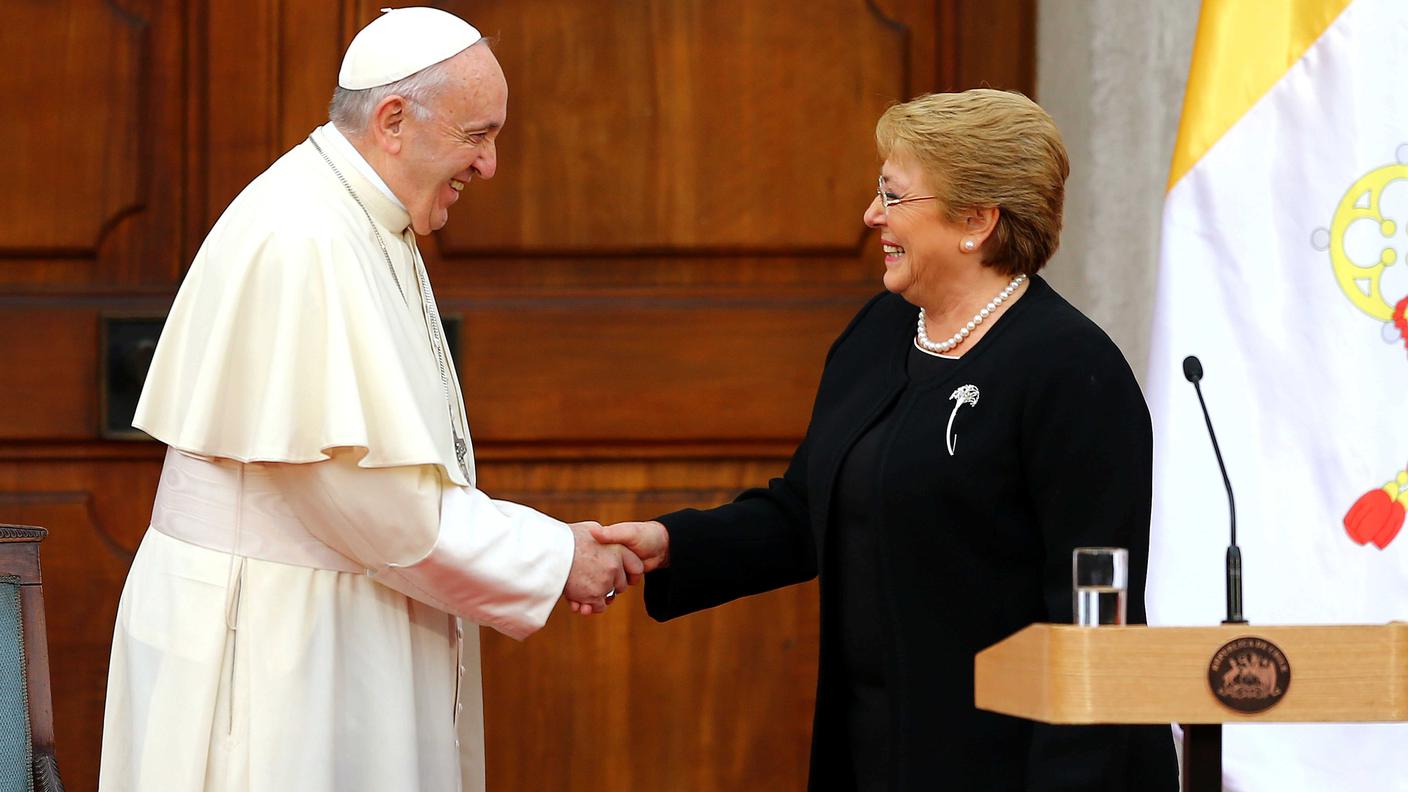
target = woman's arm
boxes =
[647,434,821,620]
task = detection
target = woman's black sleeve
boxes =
[642,435,819,621]
[1017,334,1179,791]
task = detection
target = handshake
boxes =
[561,520,670,615]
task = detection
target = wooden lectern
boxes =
[975,623,1408,791]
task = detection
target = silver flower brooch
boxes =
[946,385,980,456]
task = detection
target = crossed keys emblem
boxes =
[946,385,980,456]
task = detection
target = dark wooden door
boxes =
[0,1,1032,788]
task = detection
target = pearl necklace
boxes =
[916,275,1026,354]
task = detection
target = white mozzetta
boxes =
[133,125,474,487]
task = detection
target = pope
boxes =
[97,8,638,792]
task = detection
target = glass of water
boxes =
[1072,547,1128,626]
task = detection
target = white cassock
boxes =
[97,123,575,792]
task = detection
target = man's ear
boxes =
[368,95,408,154]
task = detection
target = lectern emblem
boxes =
[1207,637,1291,713]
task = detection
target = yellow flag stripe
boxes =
[1167,0,1353,191]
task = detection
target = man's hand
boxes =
[590,521,669,584]
[564,521,643,615]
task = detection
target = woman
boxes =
[592,90,1178,790]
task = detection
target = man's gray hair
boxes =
[328,58,454,134]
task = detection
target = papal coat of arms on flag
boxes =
[1318,150,1408,549]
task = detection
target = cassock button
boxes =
[459,664,466,675]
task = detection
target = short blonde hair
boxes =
[876,89,1069,277]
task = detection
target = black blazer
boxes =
[645,277,1179,791]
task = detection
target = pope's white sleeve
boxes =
[262,448,575,640]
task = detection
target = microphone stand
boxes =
[1188,370,1246,625]
[1180,355,1248,792]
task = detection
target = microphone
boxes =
[1182,355,1246,625]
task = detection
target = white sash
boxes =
[150,447,364,574]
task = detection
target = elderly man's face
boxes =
[397,44,506,235]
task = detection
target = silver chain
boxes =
[309,137,406,303]
[409,242,471,479]
[309,135,470,480]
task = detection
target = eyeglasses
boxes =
[876,175,937,221]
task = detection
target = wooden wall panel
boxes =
[0,0,187,290]
[935,0,1037,95]
[476,458,818,791]
[458,294,856,442]
[0,309,97,439]
[440,0,906,254]
[483,586,820,791]
[1,2,143,254]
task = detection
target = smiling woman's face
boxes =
[863,156,968,303]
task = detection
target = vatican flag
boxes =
[1147,0,1408,788]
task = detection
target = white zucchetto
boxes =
[338,7,482,90]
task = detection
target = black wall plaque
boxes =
[101,316,165,440]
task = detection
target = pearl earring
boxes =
[963,239,976,251]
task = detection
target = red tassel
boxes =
[1344,488,1404,547]
[1372,502,1404,549]
[1395,297,1408,351]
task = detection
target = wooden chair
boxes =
[0,525,64,792]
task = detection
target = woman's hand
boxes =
[590,521,670,584]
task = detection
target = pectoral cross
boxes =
[455,434,469,479]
